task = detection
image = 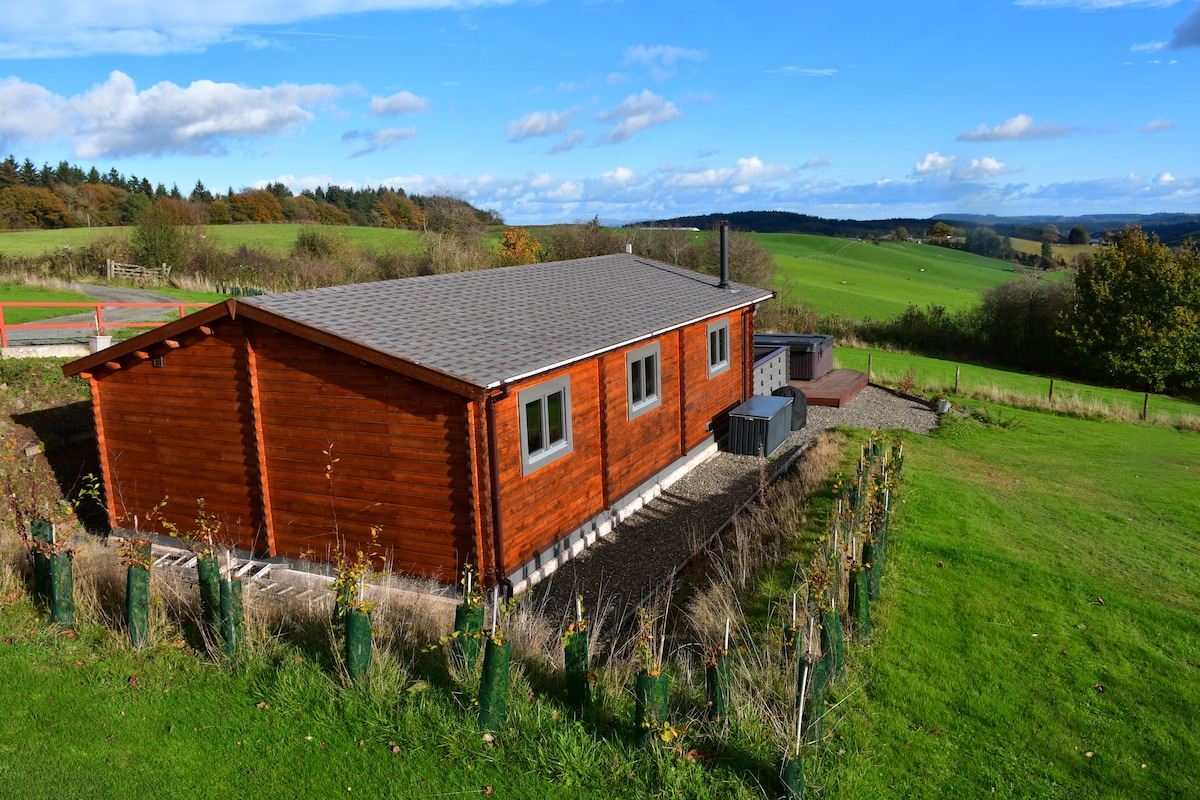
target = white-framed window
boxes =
[707,319,730,378]
[518,375,573,475]
[626,342,662,420]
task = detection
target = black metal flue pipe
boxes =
[719,222,731,289]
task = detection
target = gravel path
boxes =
[532,385,936,623]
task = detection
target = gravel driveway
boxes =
[532,385,936,623]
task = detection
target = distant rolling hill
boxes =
[754,233,1066,320]
[637,210,1200,247]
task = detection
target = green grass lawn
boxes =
[755,234,1027,318]
[0,224,426,258]
[2,392,1197,798]
[0,283,102,325]
[834,345,1200,423]
[812,407,1200,798]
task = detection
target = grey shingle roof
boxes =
[243,253,774,389]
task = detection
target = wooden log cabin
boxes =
[63,253,774,592]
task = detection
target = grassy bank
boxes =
[814,406,1200,798]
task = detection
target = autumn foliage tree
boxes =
[1060,226,1200,392]
[497,228,543,266]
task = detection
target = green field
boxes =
[0,224,426,257]
[1010,236,1094,263]
[755,234,1035,318]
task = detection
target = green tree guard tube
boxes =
[634,670,669,745]
[780,753,805,798]
[49,551,75,626]
[864,539,880,603]
[706,655,731,720]
[475,638,512,731]
[197,554,222,629]
[564,629,590,712]
[345,609,372,680]
[219,578,244,660]
[31,520,53,606]
[127,564,151,649]
[806,656,828,742]
[856,568,871,643]
[820,609,843,684]
[454,602,485,674]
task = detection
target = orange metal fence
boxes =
[0,302,212,347]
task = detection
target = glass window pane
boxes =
[720,328,728,362]
[526,398,543,453]
[644,354,656,397]
[546,390,564,444]
[630,360,643,404]
[709,331,718,366]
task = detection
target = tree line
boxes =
[0,154,500,232]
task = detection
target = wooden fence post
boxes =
[955,365,960,394]
[867,353,873,383]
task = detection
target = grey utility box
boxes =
[727,395,793,457]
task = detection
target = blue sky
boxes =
[0,0,1196,224]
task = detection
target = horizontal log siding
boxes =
[493,361,603,575]
[683,312,748,451]
[249,325,474,581]
[602,335,683,501]
[93,322,264,551]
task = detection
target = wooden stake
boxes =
[954,365,960,394]
[1049,379,1055,401]
[1143,393,1149,421]
[867,353,873,383]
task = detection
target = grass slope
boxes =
[0,225,426,257]
[816,407,1200,798]
[834,346,1200,423]
[756,234,1026,318]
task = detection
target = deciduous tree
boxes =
[1068,225,1090,246]
[1060,226,1200,392]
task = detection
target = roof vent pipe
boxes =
[718,222,731,289]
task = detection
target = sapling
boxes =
[563,595,591,712]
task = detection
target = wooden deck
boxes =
[792,369,869,408]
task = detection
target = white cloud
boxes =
[1131,40,1168,51]
[345,127,417,158]
[953,157,1012,181]
[597,90,682,144]
[957,114,1074,142]
[1155,171,1175,183]
[549,131,586,154]
[623,44,706,79]
[663,156,793,189]
[912,152,1010,181]
[369,90,427,116]
[0,78,69,146]
[506,108,579,142]
[913,152,957,176]
[770,66,838,77]
[0,72,339,157]
[802,156,830,169]
[0,1,524,57]
[53,71,339,158]
[1141,118,1176,134]
[597,166,643,188]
